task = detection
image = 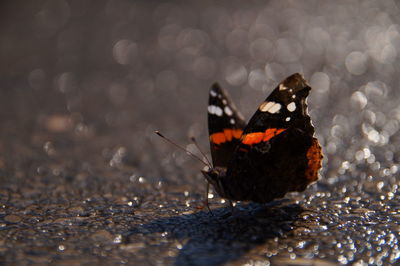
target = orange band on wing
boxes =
[263,128,286,142]
[210,132,226,145]
[232,129,242,139]
[210,129,243,145]
[224,129,233,141]
[242,132,264,145]
[242,128,286,146]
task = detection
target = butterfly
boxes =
[202,73,323,204]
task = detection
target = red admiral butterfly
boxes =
[202,73,323,203]
[156,73,323,207]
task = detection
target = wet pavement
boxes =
[1,1,400,265]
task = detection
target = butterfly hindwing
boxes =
[221,73,323,202]
[207,83,246,168]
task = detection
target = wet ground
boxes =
[1,1,400,265]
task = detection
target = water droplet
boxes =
[379,44,397,64]
[224,60,247,86]
[345,51,368,75]
[248,69,266,90]
[305,27,331,56]
[226,29,248,55]
[377,181,384,191]
[113,234,122,244]
[351,91,368,109]
[249,38,274,61]
[57,72,76,93]
[158,24,181,51]
[113,39,138,65]
[275,38,303,63]
[310,72,330,93]
[368,129,380,143]
[43,141,56,156]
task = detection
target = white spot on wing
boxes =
[287,102,296,112]
[292,94,296,99]
[285,117,291,121]
[210,90,217,97]
[268,103,281,113]
[259,101,274,112]
[230,118,235,124]
[215,106,223,116]
[224,106,233,116]
[259,101,281,114]
[222,99,227,104]
[208,105,223,116]
[279,84,287,90]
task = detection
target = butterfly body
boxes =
[203,73,323,203]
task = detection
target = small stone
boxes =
[120,242,145,252]
[68,206,86,215]
[4,215,22,223]
[91,230,113,242]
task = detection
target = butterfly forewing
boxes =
[207,83,246,168]
[241,73,313,137]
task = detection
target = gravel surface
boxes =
[1,1,400,265]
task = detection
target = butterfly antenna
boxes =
[190,136,212,167]
[155,131,210,167]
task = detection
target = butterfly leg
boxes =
[205,182,213,215]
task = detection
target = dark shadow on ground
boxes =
[127,200,304,266]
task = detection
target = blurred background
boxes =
[1,0,400,265]
[2,0,400,182]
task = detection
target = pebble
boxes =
[4,215,22,223]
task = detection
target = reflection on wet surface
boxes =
[1,0,400,265]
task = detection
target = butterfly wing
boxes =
[207,83,246,168]
[221,73,323,202]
